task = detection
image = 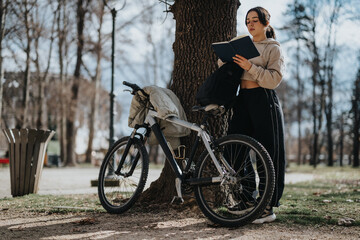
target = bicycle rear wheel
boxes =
[98,136,149,213]
[194,134,275,227]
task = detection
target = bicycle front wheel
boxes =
[194,134,275,227]
[98,136,149,213]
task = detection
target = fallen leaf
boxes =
[338,217,355,226]
[313,192,322,196]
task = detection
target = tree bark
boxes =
[140,0,240,203]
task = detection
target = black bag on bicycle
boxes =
[196,62,243,108]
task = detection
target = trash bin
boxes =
[2,129,55,197]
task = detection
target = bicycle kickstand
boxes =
[171,178,184,205]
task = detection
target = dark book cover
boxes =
[212,35,260,62]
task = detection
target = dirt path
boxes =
[1,167,358,239]
[1,205,359,240]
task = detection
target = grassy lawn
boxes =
[0,193,105,214]
[277,164,360,226]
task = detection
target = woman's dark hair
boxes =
[246,6,276,39]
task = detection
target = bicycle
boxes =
[97,81,275,227]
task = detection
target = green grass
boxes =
[277,164,360,226]
[0,194,105,214]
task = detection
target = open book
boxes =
[212,35,260,62]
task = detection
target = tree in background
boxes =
[9,0,36,128]
[84,1,105,164]
[282,0,351,167]
[56,0,73,165]
[65,0,90,166]
[282,0,309,165]
[140,0,240,203]
[351,60,360,167]
[283,0,323,166]
[323,0,342,167]
[33,1,58,130]
[0,0,9,128]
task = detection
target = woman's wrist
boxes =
[246,63,252,71]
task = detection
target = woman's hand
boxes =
[233,54,252,71]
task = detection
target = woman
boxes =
[219,6,285,224]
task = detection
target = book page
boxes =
[212,41,230,45]
[230,34,248,42]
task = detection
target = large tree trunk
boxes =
[140,0,240,203]
[65,0,88,166]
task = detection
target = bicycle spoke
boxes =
[195,135,275,227]
[98,137,149,214]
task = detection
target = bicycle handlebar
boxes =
[123,81,149,97]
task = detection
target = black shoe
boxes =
[252,206,276,224]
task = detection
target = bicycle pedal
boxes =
[171,196,184,205]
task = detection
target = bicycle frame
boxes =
[148,109,236,179]
[115,108,236,201]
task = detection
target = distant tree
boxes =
[0,0,9,128]
[323,0,342,167]
[65,0,90,166]
[56,0,73,165]
[335,112,346,166]
[351,61,360,167]
[140,0,240,203]
[283,0,348,167]
[33,1,58,129]
[282,0,309,165]
[84,1,105,163]
[10,0,37,128]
